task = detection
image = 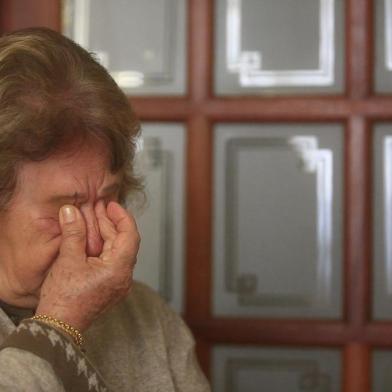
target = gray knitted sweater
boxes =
[0,281,210,392]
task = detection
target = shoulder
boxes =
[86,280,192,351]
[121,280,171,318]
[91,281,183,334]
[121,281,184,330]
[128,280,167,307]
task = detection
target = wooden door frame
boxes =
[0,0,385,390]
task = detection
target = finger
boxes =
[58,205,86,259]
[106,202,140,258]
[95,200,117,241]
[107,201,138,235]
[95,200,116,258]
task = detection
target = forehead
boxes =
[22,142,110,173]
[15,143,120,200]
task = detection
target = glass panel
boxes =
[212,345,341,392]
[63,0,186,95]
[372,124,392,319]
[213,123,343,318]
[375,0,392,92]
[372,351,392,391]
[214,0,344,95]
[130,123,185,312]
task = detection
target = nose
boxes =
[80,204,103,257]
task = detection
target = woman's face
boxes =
[0,143,122,308]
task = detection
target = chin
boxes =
[21,281,43,309]
[24,296,39,310]
[9,292,40,310]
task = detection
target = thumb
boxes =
[59,205,86,258]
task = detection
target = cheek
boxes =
[35,217,61,238]
[14,218,62,293]
[33,218,62,267]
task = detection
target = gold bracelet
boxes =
[31,315,84,347]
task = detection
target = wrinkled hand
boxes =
[36,201,140,331]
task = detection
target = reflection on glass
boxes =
[63,0,186,94]
[213,124,342,318]
[212,345,341,392]
[224,136,333,306]
[373,351,392,392]
[372,126,392,318]
[289,137,333,302]
[225,0,335,87]
[375,0,392,92]
[384,137,392,294]
[133,137,172,301]
[115,71,145,88]
[129,124,185,313]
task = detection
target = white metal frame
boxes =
[385,0,392,70]
[226,0,335,87]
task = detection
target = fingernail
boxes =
[61,206,76,223]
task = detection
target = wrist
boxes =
[30,314,84,347]
[35,303,90,332]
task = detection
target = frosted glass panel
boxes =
[373,351,392,391]
[131,123,185,312]
[215,0,344,95]
[212,346,341,392]
[373,124,392,319]
[63,0,186,95]
[213,123,343,318]
[375,0,392,92]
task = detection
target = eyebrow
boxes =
[47,182,121,204]
[47,193,78,204]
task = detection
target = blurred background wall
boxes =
[2,0,391,391]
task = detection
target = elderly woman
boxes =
[0,28,209,392]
